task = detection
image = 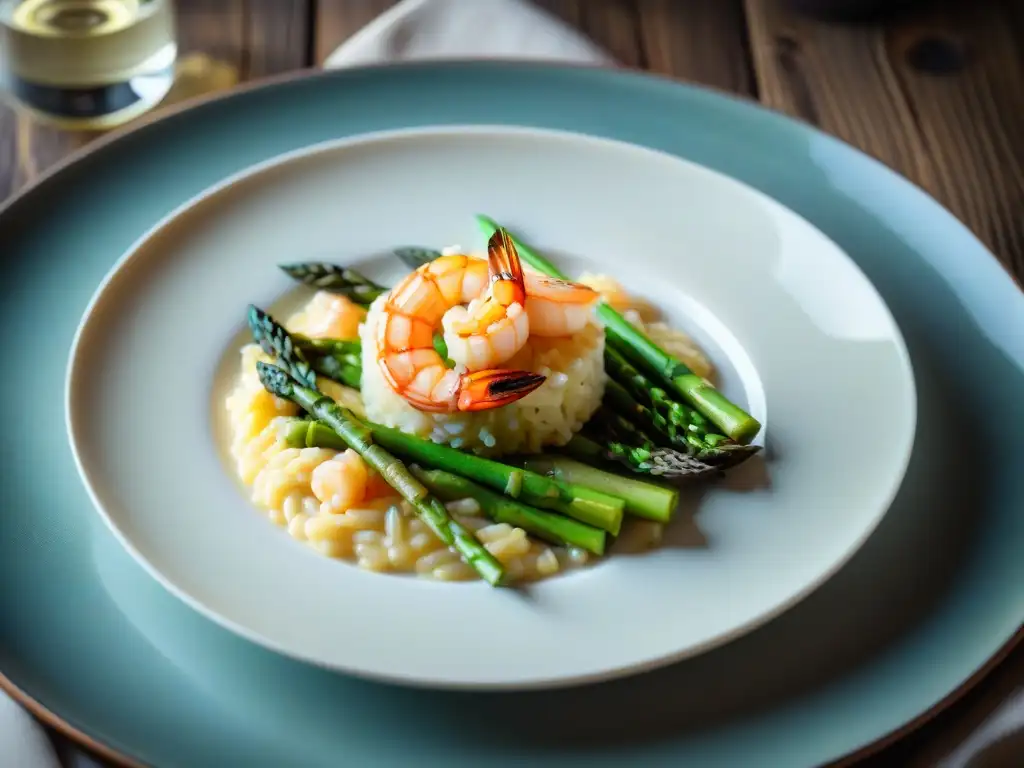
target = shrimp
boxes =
[523,270,601,337]
[481,235,600,337]
[376,230,545,413]
[363,467,395,500]
[299,291,365,340]
[442,228,530,371]
[311,449,368,512]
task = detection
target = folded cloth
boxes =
[0,691,61,768]
[323,0,612,69]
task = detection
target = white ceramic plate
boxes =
[65,126,915,689]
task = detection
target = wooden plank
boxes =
[745,0,934,187]
[314,0,398,65]
[0,107,92,197]
[745,0,1024,276]
[542,0,751,83]
[243,0,312,76]
[634,0,755,94]
[537,0,644,68]
[174,0,310,79]
[541,1,755,93]
[885,1,1024,277]
[0,0,311,199]
[175,0,245,72]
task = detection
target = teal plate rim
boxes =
[1,61,1022,768]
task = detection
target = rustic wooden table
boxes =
[2,1,1020,766]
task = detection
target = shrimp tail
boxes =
[457,369,546,412]
[487,229,526,305]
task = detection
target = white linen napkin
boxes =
[0,692,61,768]
[322,0,611,69]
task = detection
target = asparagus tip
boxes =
[256,361,294,398]
[704,443,761,471]
[644,448,723,479]
[393,247,441,269]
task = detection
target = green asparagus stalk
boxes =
[606,325,760,444]
[247,305,317,388]
[592,395,759,473]
[283,418,675,526]
[308,355,362,389]
[604,378,706,455]
[268,321,755,474]
[605,346,712,443]
[280,417,346,451]
[592,404,662,453]
[248,307,364,389]
[257,363,506,586]
[280,418,622,534]
[293,336,363,389]
[567,434,726,480]
[474,216,762,444]
[261,335,735,484]
[370,421,618,536]
[368,424,623,535]
[249,312,616,533]
[393,247,442,270]
[410,466,606,555]
[603,379,759,469]
[278,262,387,305]
[293,337,361,356]
[522,455,677,523]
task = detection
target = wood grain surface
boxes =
[313,0,394,62]
[746,0,1024,278]
[0,1,1020,766]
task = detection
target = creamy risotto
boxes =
[224,228,755,587]
[225,295,598,582]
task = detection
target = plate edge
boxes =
[63,121,918,691]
